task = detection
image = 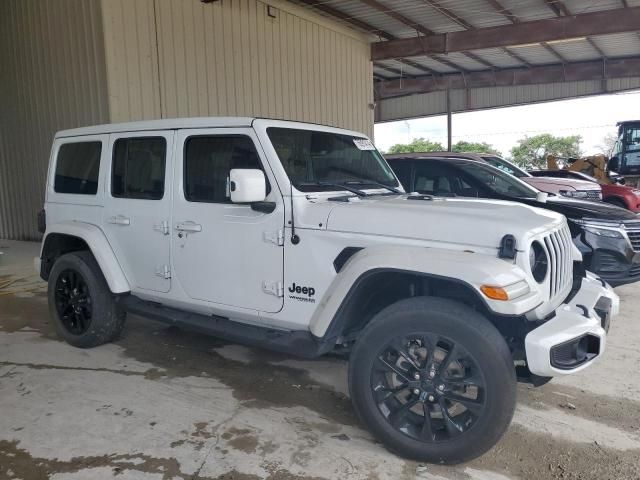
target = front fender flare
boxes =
[310,245,540,338]
[42,222,130,294]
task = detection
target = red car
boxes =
[529,169,640,213]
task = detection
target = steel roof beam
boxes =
[375,56,640,99]
[371,7,640,60]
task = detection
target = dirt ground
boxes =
[1,240,639,480]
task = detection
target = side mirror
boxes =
[608,157,619,172]
[229,169,266,203]
[536,191,548,203]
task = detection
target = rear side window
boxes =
[112,137,166,200]
[54,142,102,195]
[184,135,269,203]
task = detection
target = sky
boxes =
[373,90,640,158]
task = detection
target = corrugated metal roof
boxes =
[551,39,602,62]
[591,32,640,57]
[497,0,557,21]
[375,0,467,36]
[563,0,623,14]
[507,43,560,64]
[469,47,524,68]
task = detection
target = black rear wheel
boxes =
[349,296,516,464]
[48,251,125,348]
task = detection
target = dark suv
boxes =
[386,154,640,287]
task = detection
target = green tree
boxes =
[387,137,444,154]
[510,134,582,169]
[452,141,501,156]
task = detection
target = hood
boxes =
[522,176,601,192]
[322,195,563,250]
[517,195,638,220]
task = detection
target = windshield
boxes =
[267,127,399,193]
[459,162,538,199]
[481,156,530,178]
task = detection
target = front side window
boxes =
[623,126,640,153]
[413,163,479,197]
[112,137,166,200]
[184,135,268,203]
[267,127,398,193]
[458,162,537,199]
[54,141,102,195]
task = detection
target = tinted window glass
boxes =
[413,164,473,197]
[391,161,412,190]
[267,127,398,193]
[481,156,529,178]
[458,162,537,199]
[184,135,268,203]
[54,142,102,194]
[112,137,166,200]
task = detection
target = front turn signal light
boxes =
[480,285,509,301]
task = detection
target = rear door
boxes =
[103,131,174,293]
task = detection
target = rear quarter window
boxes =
[54,142,102,195]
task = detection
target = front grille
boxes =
[542,225,573,299]
[585,191,602,201]
[624,220,640,251]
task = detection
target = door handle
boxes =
[175,221,202,233]
[107,215,131,226]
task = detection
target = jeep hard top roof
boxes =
[55,117,367,139]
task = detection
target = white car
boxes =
[37,117,618,464]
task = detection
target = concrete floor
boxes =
[1,240,640,480]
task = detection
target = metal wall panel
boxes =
[375,79,640,122]
[101,0,374,136]
[0,0,110,240]
[100,0,162,122]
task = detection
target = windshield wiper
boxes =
[298,181,368,196]
[343,180,401,194]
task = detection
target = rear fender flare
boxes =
[41,222,130,294]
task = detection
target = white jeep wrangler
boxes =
[37,117,618,464]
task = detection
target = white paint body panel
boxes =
[42,117,618,378]
[525,274,619,377]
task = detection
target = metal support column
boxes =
[446,89,452,151]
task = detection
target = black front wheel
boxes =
[349,296,516,464]
[48,251,126,348]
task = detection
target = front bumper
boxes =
[524,273,619,377]
[577,229,640,287]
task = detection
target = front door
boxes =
[103,131,174,293]
[172,128,285,313]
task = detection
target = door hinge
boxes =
[155,265,171,279]
[153,220,170,235]
[263,229,284,246]
[262,280,284,297]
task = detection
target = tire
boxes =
[604,197,627,210]
[348,296,516,464]
[48,251,126,348]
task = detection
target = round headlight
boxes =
[530,241,548,283]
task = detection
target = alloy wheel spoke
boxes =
[388,398,419,427]
[439,397,464,434]
[420,402,434,441]
[375,356,411,383]
[440,343,458,373]
[442,392,484,415]
[390,338,421,370]
[373,383,409,403]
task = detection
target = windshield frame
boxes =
[265,126,400,194]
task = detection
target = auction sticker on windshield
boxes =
[353,138,375,150]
